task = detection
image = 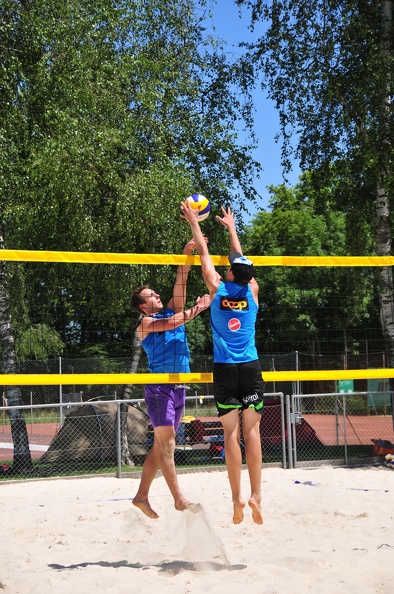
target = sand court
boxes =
[1,465,394,593]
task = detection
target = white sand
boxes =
[1,465,394,593]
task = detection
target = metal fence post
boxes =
[291,394,299,468]
[280,393,287,469]
[116,401,122,478]
[342,393,348,466]
[286,393,293,469]
[59,356,63,426]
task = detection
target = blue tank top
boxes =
[210,282,258,363]
[140,308,190,373]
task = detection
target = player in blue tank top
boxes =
[139,307,191,373]
[130,238,210,520]
[181,201,264,526]
[210,281,259,363]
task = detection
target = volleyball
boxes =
[185,193,210,221]
[385,453,394,469]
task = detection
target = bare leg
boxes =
[242,409,263,525]
[133,425,193,517]
[132,444,160,519]
[220,410,245,524]
[153,425,192,511]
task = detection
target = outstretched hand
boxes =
[182,236,208,255]
[215,206,235,229]
[180,200,200,225]
[196,294,211,310]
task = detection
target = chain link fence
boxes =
[288,391,394,468]
[1,354,393,480]
[0,392,286,480]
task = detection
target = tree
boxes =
[1,0,260,466]
[1,0,260,355]
[0,226,32,473]
[244,179,379,358]
[16,324,64,360]
[237,1,394,377]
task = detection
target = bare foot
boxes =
[248,497,263,525]
[132,497,159,519]
[174,497,194,512]
[186,502,203,513]
[232,500,245,524]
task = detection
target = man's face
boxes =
[139,288,163,315]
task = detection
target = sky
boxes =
[204,1,302,222]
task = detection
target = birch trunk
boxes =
[376,187,394,368]
[120,326,142,465]
[0,228,32,473]
[376,1,394,427]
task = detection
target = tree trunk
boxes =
[0,229,32,473]
[376,1,394,428]
[376,187,394,362]
[120,326,142,465]
[376,186,394,427]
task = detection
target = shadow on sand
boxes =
[49,559,246,575]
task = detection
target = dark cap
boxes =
[228,252,256,285]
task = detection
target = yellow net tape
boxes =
[1,249,393,267]
[0,369,393,386]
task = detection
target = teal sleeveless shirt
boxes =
[210,282,258,363]
[140,308,190,373]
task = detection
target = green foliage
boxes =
[238,1,394,171]
[247,178,347,256]
[236,0,392,357]
[185,314,212,364]
[244,180,379,353]
[237,1,394,229]
[0,0,260,354]
[17,324,65,360]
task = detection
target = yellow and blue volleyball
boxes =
[385,453,394,469]
[185,193,210,221]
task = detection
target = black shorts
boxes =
[213,360,265,417]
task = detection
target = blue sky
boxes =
[204,1,301,222]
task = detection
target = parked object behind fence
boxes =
[38,402,150,466]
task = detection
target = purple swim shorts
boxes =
[144,384,186,429]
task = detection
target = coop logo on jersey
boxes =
[228,318,241,332]
[220,297,249,311]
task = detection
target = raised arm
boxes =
[180,201,221,298]
[216,206,243,254]
[167,239,194,313]
[217,205,259,303]
[138,294,211,339]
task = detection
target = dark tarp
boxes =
[38,402,150,465]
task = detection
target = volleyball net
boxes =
[1,249,394,386]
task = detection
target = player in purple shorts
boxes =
[130,238,210,519]
[144,385,186,429]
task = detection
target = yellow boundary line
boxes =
[1,250,392,267]
[0,369,393,385]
